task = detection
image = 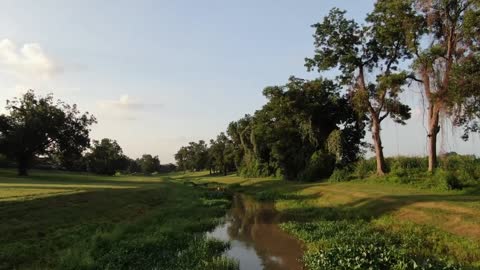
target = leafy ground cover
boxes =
[0,169,237,270]
[173,171,480,269]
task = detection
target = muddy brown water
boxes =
[207,194,304,270]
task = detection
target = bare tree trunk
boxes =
[428,104,441,172]
[372,117,386,176]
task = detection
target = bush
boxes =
[329,167,352,182]
[440,155,480,187]
[282,220,461,270]
[426,169,461,190]
[354,158,376,179]
[304,243,459,270]
[299,152,336,182]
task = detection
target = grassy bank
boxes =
[172,171,480,269]
[0,169,237,270]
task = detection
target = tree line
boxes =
[176,0,480,179]
[0,91,175,176]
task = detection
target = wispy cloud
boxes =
[98,94,162,111]
[0,39,59,80]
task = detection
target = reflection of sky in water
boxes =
[206,195,303,270]
[269,256,283,264]
[208,220,264,270]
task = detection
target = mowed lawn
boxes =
[0,170,161,201]
[0,169,234,270]
[173,171,480,240]
[3,169,480,268]
[173,171,480,266]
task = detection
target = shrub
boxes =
[299,152,336,182]
[255,190,282,201]
[304,244,460,270]
[281,220,460,270]
[329,167,353,182]
[440,155,480,187]
[354,158,376,179]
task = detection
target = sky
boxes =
[0,0,478,163]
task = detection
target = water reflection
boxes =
[207,194,303,270]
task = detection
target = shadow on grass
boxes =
[0,180,231,269]
[231,179,480,225]
[0,169,166,188]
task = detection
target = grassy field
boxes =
[2,169,480,269]
[0,169,237,270]
[172,171,480,269]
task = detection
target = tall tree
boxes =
[306,7,412,175]
[402,0,480,171]
[0,91,96,175]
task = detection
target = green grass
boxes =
[0,169,237,270]
[3,169,480,269]
[173,171,480,269]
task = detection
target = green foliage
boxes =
[0,171,237,270]
[240,77,363,180]
[306,4,415,174]
[175,140,210,172]
[440,155,480,187]
[282,220,460,270]
[430,169,461,191]
[0,90,96,175]
[299,151,336,182]
[389,156,428,180]
[209,133,236,176]
[136,154,161,174]
[177,76,365,182]
[354,158,376,179]
[329,167,353,182]
[85,138,128,175]
[306,155,480,190]
[89,234,236,270]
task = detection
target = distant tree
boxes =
[227,115,253,171]
[209,133,235,176]
[127,158,141,173]
[85,138,127,175]
[137,154,161,174]
[158,163,177,173]
[0,91,96,175]
[174,140,210,172]
[189,140,209,171]
[306,7,413,175]
[174,146,188,173]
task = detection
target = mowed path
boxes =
[0,169,164,202]
[300,183,480,240]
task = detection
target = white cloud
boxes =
[98,94,162,112]
[0,39,58,80]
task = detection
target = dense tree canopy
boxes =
[176,77,366,181]
[85,138,128,175]
[137,154,161,174]
[0,91,96,175]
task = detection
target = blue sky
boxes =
[0,0,478,163]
